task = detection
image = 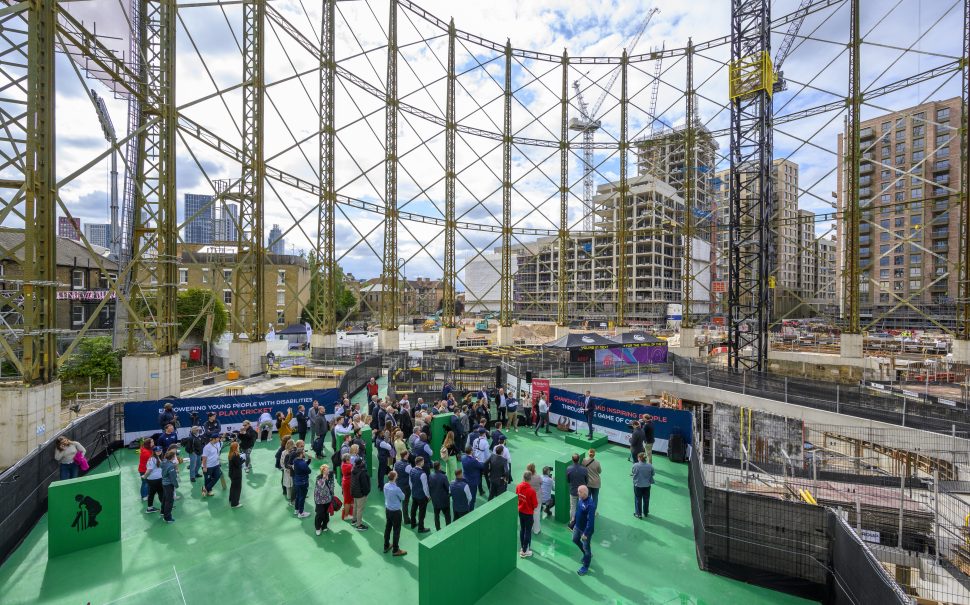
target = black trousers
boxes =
[497,407,507,424]
[146,478,163,508]
[315,503,331,531]
[634,486,651,516]
[161,484,175,520]
[488,479,507,500]
[410,497,428,530]
[433,504,451,530]
[454,510,469,521]
[384,509,402,549]
[585,413,594,437]
[401,486,411,524]
[377,458,389,490]
[229,475,242,507]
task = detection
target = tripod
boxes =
[95,429,119,471]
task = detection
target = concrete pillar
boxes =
[439,327,458,349]
[554,324,570,340]
[614,325,631,336]
[378,329,400,351]
[680,327,700,348]
[840,333,864,359]
[0,381,61,468]
[952,339,970,365]
[122,354,181,399]
[496,325,513,346]
[311,333,338,349]
[228,341,266,378]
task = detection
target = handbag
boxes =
[328,494,343,515]
[74,450,90,472]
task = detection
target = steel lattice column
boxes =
[313,0,337,336]
[443,19,456,329]
[617,51,629,329]
[683,40,696,330]
[728,0,773,372]
[557,50,569,327]
[960,0,970,338]
[500,40,513,327]
[381,0,399,331]
[235,0,265,342]
[0,0,56,383]
[129,0,178,355]
[842,0,862,335]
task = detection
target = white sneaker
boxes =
[298,512,311,518]
[524,549,533,557]
[315,529,322,536]
[518,551,525,558]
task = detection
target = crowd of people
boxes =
[64,376,660,575]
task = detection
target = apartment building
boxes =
[836,97,962,329]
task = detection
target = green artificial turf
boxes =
[0,380,813,605]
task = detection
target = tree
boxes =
[301,253,357,327]
[178,288,228,341]
[60,336,121,381]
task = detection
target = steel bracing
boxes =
[728,0,773,372]
[129,0,178,355]
[1,0,968,380]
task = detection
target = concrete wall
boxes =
[122,354,180,399]
[0,381,61,468]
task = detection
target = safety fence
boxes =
[0,404,122,566]
[671,354,970,438]
[338,354,382,399]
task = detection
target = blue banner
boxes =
[548,387,692,454]
[123,388,341,441]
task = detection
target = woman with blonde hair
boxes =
[349,444,360,466]
[441,431,459,480]
[393,429,407,459]
[313,464,335,535]
[228,441,244,508]
[340,452,355,521]
[281,439,296,506]
[527,462,543,534]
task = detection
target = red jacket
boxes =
[366,382,379,398]
[138,446,153,474]
[515,481,539,515]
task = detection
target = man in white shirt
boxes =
[473,428,490,464]
[534,394,550,435]
[200,435,223,497]
[495,388,508,425]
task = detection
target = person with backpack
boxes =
[408,456,431,533]
[350,457,370,530]
[582,449,603,504]
[383,470,407,556]
[428,461,451,531]
[292,448,312,518]
[449,469,473,520]
[313,464,335,535]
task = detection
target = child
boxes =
[540,466,555,517]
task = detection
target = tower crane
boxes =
[648,42,665,136]
[571,7,659,230]
[773,0,812,92]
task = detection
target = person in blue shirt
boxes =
[570,485,596,576]
[157,423,180,452]
[408,457,431,533]
[460,447,485,508]
[383,471,407,556]
[291,450,312,518]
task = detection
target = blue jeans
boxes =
[189,453,202,480]
[572,527,592,569]
[204,465,222,492]
[140,476,149,499]
[294,483,309,513]
[59,463,78,480]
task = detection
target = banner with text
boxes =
[548,387,692,455]
[123,388,341,442]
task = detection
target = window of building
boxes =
[223,290,232,305]
[202,268,210,284]
[277,309,285,325]
[879,243,890,253]
[895,130,905,141]
[895,117,905,129]
[894,268,905,279]
[893,281,903,291]
[179,268,188,285]
[895,192,904,202]
[879,269,889,279]
[277,270,286,286]
[894,256,904,265]
[912,151,924,162]
[223,269,232,283]
[276,291,285,306]
[910,254,922,264]
[879,232,889,242]
[71,303,85,326]
[910,267,922,277]
[881,121,892,132]
[879,257,889,266]
[909,280,921,290]
[937,134,950,145]
[72,269,86,289]
[895,155,905,166]
[895,142,906,154]
[937,107,950,121]
[894,217,905,227]
[937,146,950,158]
[879,281,889,291]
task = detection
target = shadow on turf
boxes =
[38,540,122,601]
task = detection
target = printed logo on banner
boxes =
[547,387,692,455]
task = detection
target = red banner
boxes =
[531,378,550,406]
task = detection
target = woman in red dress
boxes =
[340,453,355,521]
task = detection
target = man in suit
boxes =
[582,391,594,439]
[495,387,508,425]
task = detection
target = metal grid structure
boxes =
[0,0,967,387]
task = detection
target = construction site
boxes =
[1,0,970,603]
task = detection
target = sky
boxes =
[53,0,964,289]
